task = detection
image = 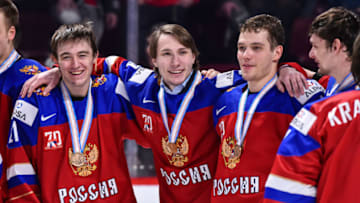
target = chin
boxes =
[241,73,252,81]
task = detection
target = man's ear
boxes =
[332,38,343,53]
[152,58,157,67]
[273,45,283,62]
[51,54,58,64]
[7,26,16,41]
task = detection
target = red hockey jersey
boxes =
[265,89,360,202]
[212,79,324,203]
[6,74,144,202]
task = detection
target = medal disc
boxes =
[71,152,86,167]
[233,145,242,158]
[168,142,178,154]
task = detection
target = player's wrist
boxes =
[312,71,324,81]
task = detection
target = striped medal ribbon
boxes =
[61,80,94,167]
[158,71,202,153]
[327,73,355,96]
[234,75,277,155]
[0,49,20,74]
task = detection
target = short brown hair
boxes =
[351,34,360,84]
[148,24,200,71]
[0,0,19,29]
[240,14,285,50]
[50,22,97,59]
[0,0,19,46]
[310,7,360,57]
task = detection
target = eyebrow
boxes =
[59,50,90,57]
[238,42,265,46]
[159,47,188,52]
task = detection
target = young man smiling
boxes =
[6,23,145,202]
[211,14,324,202]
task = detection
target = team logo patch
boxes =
[12,100,38,126]
[33,87,50,96]
[92,74,107,87]
[19,65,41,75]
[290,108,317,135]
[216,71,234,88]
[44,130,63,150]
[68,143,99,177]
[161,135,189,167]
[296,80,324,104]
[129,67,153,84]
[222,137,242,169]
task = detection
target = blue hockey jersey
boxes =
[6,74,144,202]
[0,50,47,202]
[98,56,246,203]
[211,79,324,203]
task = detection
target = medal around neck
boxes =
[159,71,202,167]
[61,80,98,176]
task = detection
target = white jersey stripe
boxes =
[7,163,36,180]
[265,174,317,197]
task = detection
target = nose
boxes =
[72,56,80,68]
[308,47,315,59]
[171,54,180,67]
[240,48,252,61]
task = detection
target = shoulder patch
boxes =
[12,100,38,127]
[216,70,234,88]
[126,61,140,70]
[115,78,129,101]
[19,65,41,75]
[129,67,153,84]
[33,87,50,97]
[290,108,317,135]
[296,80,324,105]
[92,74,107,87]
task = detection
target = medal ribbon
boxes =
[61,80,94,153]
[0,49,20,74]
[235,75,277,146]
[327,73,355,96]
[158,71,202,143]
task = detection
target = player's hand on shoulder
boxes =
[201,68,219,79]
[21,67,61,98]
[276,64,309,97]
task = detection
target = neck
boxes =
[332,60,352,84]
[0,46,14,65]
[64,81,90,98]
[247,66,277,93]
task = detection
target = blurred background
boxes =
[12,0,360,184]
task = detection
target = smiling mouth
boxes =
[71,71,83,75]
[169,70,183,74]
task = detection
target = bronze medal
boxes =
[71,152,86,167]
[168,142,178,154]
[233,145,242,158]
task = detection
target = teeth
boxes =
[169,70,182,74]
[71,71,82,75]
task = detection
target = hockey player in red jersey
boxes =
[264,7,360,203]
[18,23,311,202]
[286,7,360,96]
[0,1,48,201]
[6,23,145,202]
[19,24,246,202]
[211,14,324,203]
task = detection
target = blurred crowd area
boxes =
[14,0,360,70]
[13,0,360,177]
